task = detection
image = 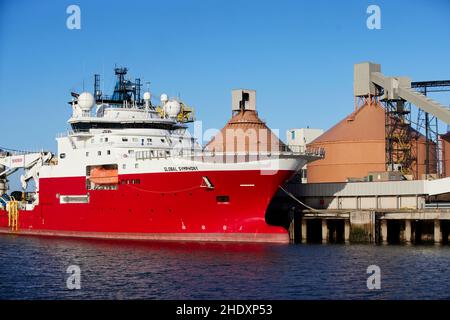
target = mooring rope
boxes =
[278,185,336,215]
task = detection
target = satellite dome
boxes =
[78,92,95,111]
[164,100,181,118]
[160,93,168,104]
[143,91,151,101]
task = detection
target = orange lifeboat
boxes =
[90,167,118,185]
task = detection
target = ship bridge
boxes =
[68,67,194,134]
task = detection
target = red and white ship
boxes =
[0,67,323,243]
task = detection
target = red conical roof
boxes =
[311,102,386,144]
[206,110,284,152]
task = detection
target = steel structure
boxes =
[411,81,450,177]
[354,63,450,179]
[384,99,416,176]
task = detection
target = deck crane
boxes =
[0,150,53,206]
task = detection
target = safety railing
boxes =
[135,145,325,163]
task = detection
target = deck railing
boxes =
[135,145,325,162]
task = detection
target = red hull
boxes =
[0,170,293,243]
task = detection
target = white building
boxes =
[286,128,324,183]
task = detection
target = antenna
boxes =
[94,74,101,99]
[135,78,141,103]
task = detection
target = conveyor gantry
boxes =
[354,62,450,125]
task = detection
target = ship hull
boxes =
[0,169,296,243]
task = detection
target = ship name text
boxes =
[164,166,199,172]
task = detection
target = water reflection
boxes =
[0,236,449,299]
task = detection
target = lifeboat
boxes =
[89,166,118,185]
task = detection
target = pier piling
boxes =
[381,220,388,244]
[434,220,442,244]
[293,209,449,245]
[321,220,328,243]
[404,220,412,243]
[344,220,350,243]
[301,219,307,244]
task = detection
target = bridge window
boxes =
[107,150,111,155]
[86,152,89,157]
[59,153,66,159]
[98,151,101,156]
[122,138,128,142]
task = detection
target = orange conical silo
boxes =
[306,102,386,183]
[440,132,450,177]
[307,101,435,183]
[206,89,284,153]
[206,109,284,153]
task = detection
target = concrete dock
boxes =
[273,180,450,244]
[288,209,450,244]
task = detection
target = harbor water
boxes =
[0,235,449,300]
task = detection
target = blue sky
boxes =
[1,0,450,153]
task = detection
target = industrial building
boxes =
[304,62,450,184]
[276,62,450,245]
[441,132,450,177]
[306,100,434,183]
[286,128,323,183]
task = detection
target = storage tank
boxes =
[415,133,438,179]
[440,132,450,177]
[307,101,435,183]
